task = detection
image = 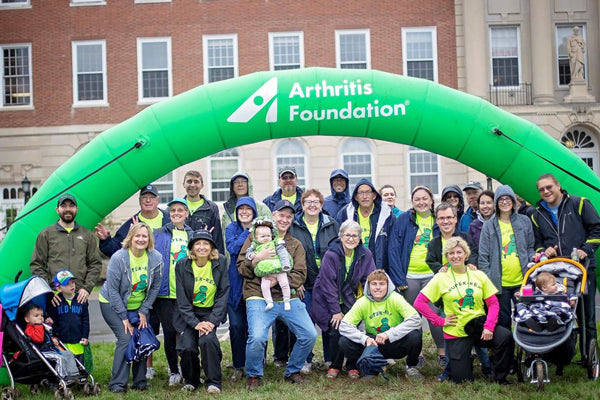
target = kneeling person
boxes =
[339,270,423,378]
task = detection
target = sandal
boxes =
[326,368,339,379]
[348,369,360,379]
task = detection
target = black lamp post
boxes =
[21,176,31,205]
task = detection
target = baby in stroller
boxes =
[514,272,576,332]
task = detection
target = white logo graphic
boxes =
[227,77,278,123]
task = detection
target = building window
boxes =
[137,37,172,102]
[0,0,29,7]
[561,128,598,173]
[269,32,304,71]
[402,27,438,82]
[2,44,31,107]
[557,25,587,86]
[203,34,237,84]
[408,146,439,194]
[72,40,107,106]
[275,139,306,188]
[70,0,106,5]
[489,26,520,87]
[151,172,174,204]
[341,138,373,190]
[209,149,239,202]
[335,29,370,69]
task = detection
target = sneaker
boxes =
[405,366,424,379]
[284,372,307,384]
[324,361,332,369]
[231,368,244,382]
[438,355,448,369]
[246,376,261,391]
[206,385,221,394]
[145,367,156,380]
[168,373,182,387]
[416,355,426,368]
[326,368,339,379]
[386,358,397,366]
[181,384,196,392]
[437,371,449,382]
[348,369,360,379]
[273,359,287,367]
[361,374,377,380]
[300,362,312,375]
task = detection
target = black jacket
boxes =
[531,190,600,270]
[426,231,479,273]
[173,254,229,332]
[289,212,339,290]
[184,195,224,254]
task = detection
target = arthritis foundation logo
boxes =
[227,77,409,123]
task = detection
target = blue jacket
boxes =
[263,186,304,214]
[46,292,89,343]
[153,222,194,297]
[387,210,439,287]
[335,179,394,270]
[224,196,257,309]
[323,169,350,218]
[99,209,170,257]
[458,206,476,233]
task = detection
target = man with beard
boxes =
[30,193,102,304]
[263,167,304,214]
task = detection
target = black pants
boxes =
[154,298,179,374]
[579,268,597,354]
[177,326,222,389]
[339,330,422,371]
[446,324,513,383]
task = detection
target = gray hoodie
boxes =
[339,272,421,346]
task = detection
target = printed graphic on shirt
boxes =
[454,287,475,310]
[377,317,391,332]
[132,274,147,292]
[503,234,517,259]
[414,228,432,246]
[172,245,187,265]
[194,286,208,303]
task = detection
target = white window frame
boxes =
[137,37,172,104]
[208,149,240,202]
[268,31,304,71]
[340,138,374,191]
[556,24,588,87]
[0,0,30,8]
[1,43,33,109]
[152,172,174,206]
[202,34,238,84]
[70,0,106,6]
[402,26,438,83]
[335,29,371,69]
[488,26,521,88]
[274,139,307,190]
[135,0,171,3]
[407,146,441,195]
[72,40,108,107]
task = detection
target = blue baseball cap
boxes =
[167,198,188,209]
[53,270,77,287]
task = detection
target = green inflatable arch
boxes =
[1,67,599,285]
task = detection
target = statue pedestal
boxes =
[564,79,596,103]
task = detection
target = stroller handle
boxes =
[521,257,587,295]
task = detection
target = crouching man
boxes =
[338,270,424,378]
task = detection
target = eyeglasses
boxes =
[537,184,554,193]
[498,197,513,204]
[280,175,296,181]
[357,190,373,196]
[303,200,321,206]
[342,233,359,240]
[233,179,248,185]
[169,208,187,213]
[436,216,455,221]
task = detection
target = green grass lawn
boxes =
[7,332,600,400]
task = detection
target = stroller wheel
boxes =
[516,347,526,383]
[82,383,91,396]
[1,387,16,400]
[30,384,42,395]
[587,338,599,380]
[63,388,74,400]
[535,361,545,391]
[92,383,101,396]
[53,390,61,400]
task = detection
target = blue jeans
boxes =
[227,301,247,370]
[245,299,317,377]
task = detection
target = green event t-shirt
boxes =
[138,213,163,231]
[281,193,297,206]
[358,205,373,248]
[408,214,434,275]
[192,260,216,308]
[127,250,149,310]
[343,291,418,336]
[159,228,188,299]
[499,220,522,287]
[421,269,498,337]
[304,216,321,268]
[187,198,205,215]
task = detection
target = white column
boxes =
[463,0,488,100]
[530,0,555,103]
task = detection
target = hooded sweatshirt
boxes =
[335,178,394,270]
[323,169,351,218]
[478,185,535,293]
[339,272,421,345]
[221,171,272,232]
[441,185,465,223]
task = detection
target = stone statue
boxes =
[567,26,585,81]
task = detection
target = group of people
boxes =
[27,166,600,392]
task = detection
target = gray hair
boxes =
[339,220,362,238]
[435,202,457,217]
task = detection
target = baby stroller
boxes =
[513,257,599,390]
[0,273,100,400]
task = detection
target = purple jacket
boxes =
[310,238,376,331]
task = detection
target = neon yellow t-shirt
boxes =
[138,213,163,231]
[358,205,373,248]
[127,250,148,310]
[340,250,355,304]
[499,220,522,286]
[408,214,434,275]
[343,291,418,336]
[441,237,448,267]
[304,216,321,268]
[192,260,216,308]
[159,228,188,299]
[282,193,297,206]
[421,269,498,337]
[65,227,73,233]
[187,198,205,215]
